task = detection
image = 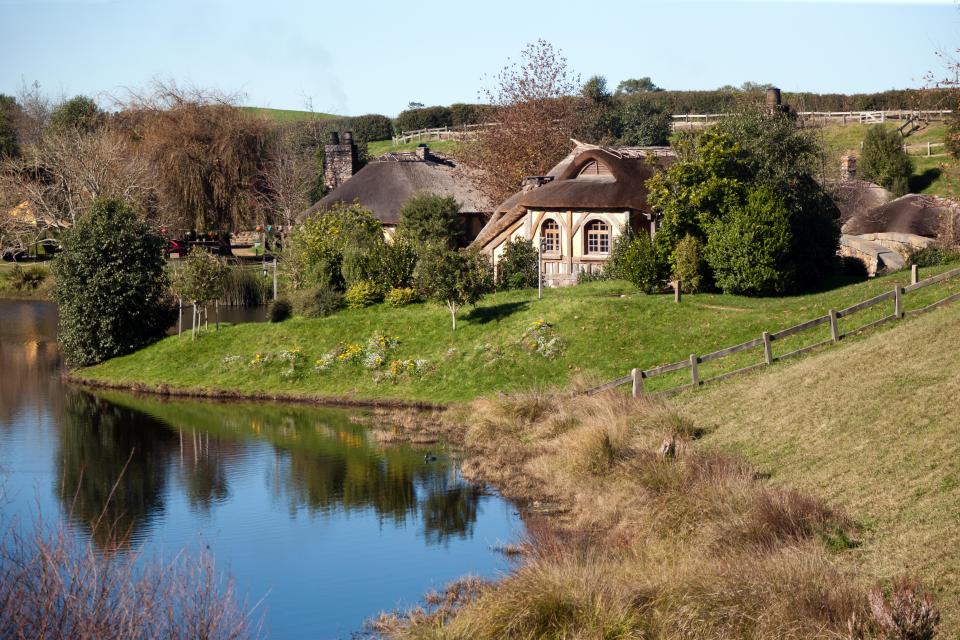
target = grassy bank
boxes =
[369,388,917,639]
[678,297,960,633]
[0,262,53,300]
[75,263,960,404]
[367,139,462,157]
[239,106,339,122]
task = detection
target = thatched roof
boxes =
[828,179,894,226]
[300,155,491,225]
[842,193,958,238]
[473,145,674,250]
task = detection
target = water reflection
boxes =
[60,392,485,549]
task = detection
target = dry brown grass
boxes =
[376,389,929,640]
[0,513,258,639]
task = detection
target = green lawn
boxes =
[677,295,960,634]
[240,106,340,122]
[76,262,960,404]
[367,139,462,158]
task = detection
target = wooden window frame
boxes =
[540,219,561,254]
[585,220,610,255]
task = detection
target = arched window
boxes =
[584,220,610,254]
[540,219,560,253]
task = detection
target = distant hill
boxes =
[240,106,340,122]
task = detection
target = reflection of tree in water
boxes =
[420,481,482,545]
[0,339,62,427]
[176,430,233,513]
[57,391,176,548]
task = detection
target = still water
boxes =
[0,300,522,638]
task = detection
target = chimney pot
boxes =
[329,131,340,145]
[343,131,353,143]
[415,144,429,161]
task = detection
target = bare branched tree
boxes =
[461,40,580,205]
[258,124,317,230]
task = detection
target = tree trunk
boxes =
[448,302,457,331]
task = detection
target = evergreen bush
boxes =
[268,297,292,322]
[292,285,344,318]
[496,238,538,289]
[53,198,172,367]
[860,126,914,196]
[386,287,418,306]
[344,280,383,308]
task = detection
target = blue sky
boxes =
[1,0,957,116]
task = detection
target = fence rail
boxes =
[587,265,960,398]
[391,123,497,145]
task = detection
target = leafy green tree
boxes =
[615,77,662,95]
[49,95,101,132]
[617,96,671,146]
[671,234,707,293]
[415,246,492,330]
[0,94,20,158]
[496,237,538,289]
[397,193,463,249]
[705,186,794,295]
[285,201,384,291]
[172,249,229,339]
[860,126,914,196]
[575,75,621,145]
[607,227,662,293]
[53,198,172,367]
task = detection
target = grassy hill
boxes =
[366,139,462,158]
[239,106,340,122]
[677,296,960,633]
[819,121,960,198]
[76,262,960,404]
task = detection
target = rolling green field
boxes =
[239,106,340,122]
[76,262,960,404]
[678,293,960,634]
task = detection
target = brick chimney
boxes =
[840,154,857,181]
[415,144,430,161]
[324,131,357,192]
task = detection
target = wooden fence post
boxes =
[911,264,919,285]
[762,331,773,365]
[894,285,903,319]
[689,354,699,387]
[829,309,839,342]
[631,368,643,398]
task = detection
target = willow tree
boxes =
[123,83,272,252]
[463,40,580,205]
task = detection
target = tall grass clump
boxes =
[219,266,270,307]
[0,517,259,639]
[379,389,942,640]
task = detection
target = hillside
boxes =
[819,121,960,198]
[76,262,960,404]
[678,296,960,633]
[239,106,340,122]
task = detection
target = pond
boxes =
[0,299,523,639]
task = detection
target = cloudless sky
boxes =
[1,0,957,116]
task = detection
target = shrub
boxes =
[860,126,914,196]
[53,198,171,367]
[617,96,671,146]
[292,284,344,318]
[608,228,662,293]
[705,186,794,295]
[348,114,393,142]
[671,234,706,293]
[397,193,463,250]
[368,238,418,290]
[9,264,47,290]
[415,246,493,330]
[386,286,418,306]
[394,106,453,133]
[268,297,292,322]
[344,280,382,308]
[907,245,960,267]
[496,237,538,289]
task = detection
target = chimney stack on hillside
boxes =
[324,131,358,192]
[841,154,857,181]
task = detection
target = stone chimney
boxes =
[324,131,357,192]
[765,87,782,109]
[840,154,857,181]
[521,176,554,193]
[415,144,430,161]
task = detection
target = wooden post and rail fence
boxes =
[587,264,960,398]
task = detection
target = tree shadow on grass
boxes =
[909,167,942,193]
[464,301,530,324]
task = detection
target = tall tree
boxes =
[0,94,21,159]
[615,77,662,95]
[463,40,580,205]
[122,82,272,249]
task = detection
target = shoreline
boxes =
[64,371,450,411]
